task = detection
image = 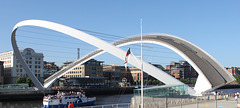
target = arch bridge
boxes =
[11,20,235,95]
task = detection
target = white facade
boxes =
[0,48,44,84]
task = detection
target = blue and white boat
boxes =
[43,91,96,108]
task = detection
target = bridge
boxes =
[11,20,235,95]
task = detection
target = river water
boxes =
[0,94,133,108]
[1,88,240,108]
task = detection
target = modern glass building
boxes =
[134,84,188,97]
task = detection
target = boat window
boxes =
[65,97,67,99]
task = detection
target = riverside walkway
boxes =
[169,97,238,108]
[131,95,240,108]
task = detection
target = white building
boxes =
[0,48,44,84]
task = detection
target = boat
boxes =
[43,91,96,108]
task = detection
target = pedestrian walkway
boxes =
[170,97,239,108]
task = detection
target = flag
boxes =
[124,48,131,70]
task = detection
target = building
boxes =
[130,63,165,83]
[43,61,59,79]
[61,59,105,87]
[63,59,104,78]
[0,61,4,84]
[0,48,44,84]
[129,67,147,82]
[165,60,198,80]
[225,67,240,76]
[103,64,132,86]
[66,76,108,88]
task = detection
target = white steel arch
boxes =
[11,20,235,95]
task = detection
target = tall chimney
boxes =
[77,48,80,59]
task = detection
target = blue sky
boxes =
[0,1,239,67]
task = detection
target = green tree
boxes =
[148,79,152,85]
[152,80,156,85]
[179,78,184,82]
[26,77,32,86]
[234,75,240,83]
[16,77,26,83]
[156,80,160,85]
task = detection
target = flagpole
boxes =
[140,17,144,108]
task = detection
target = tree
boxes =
[152,80,156,85]
[156,80,160,85]
[26,77,32,86]
[233,75,240,84]
[148,79,152,85]
[16,77,26,83]
[179,78,184,82]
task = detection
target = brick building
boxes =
[225,67,240,75]
[165,60,198,80]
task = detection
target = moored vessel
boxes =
[43,91,96,108]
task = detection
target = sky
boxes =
[0,1,239,67]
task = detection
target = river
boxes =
[0,94,133,108]
[1,88,240,108]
